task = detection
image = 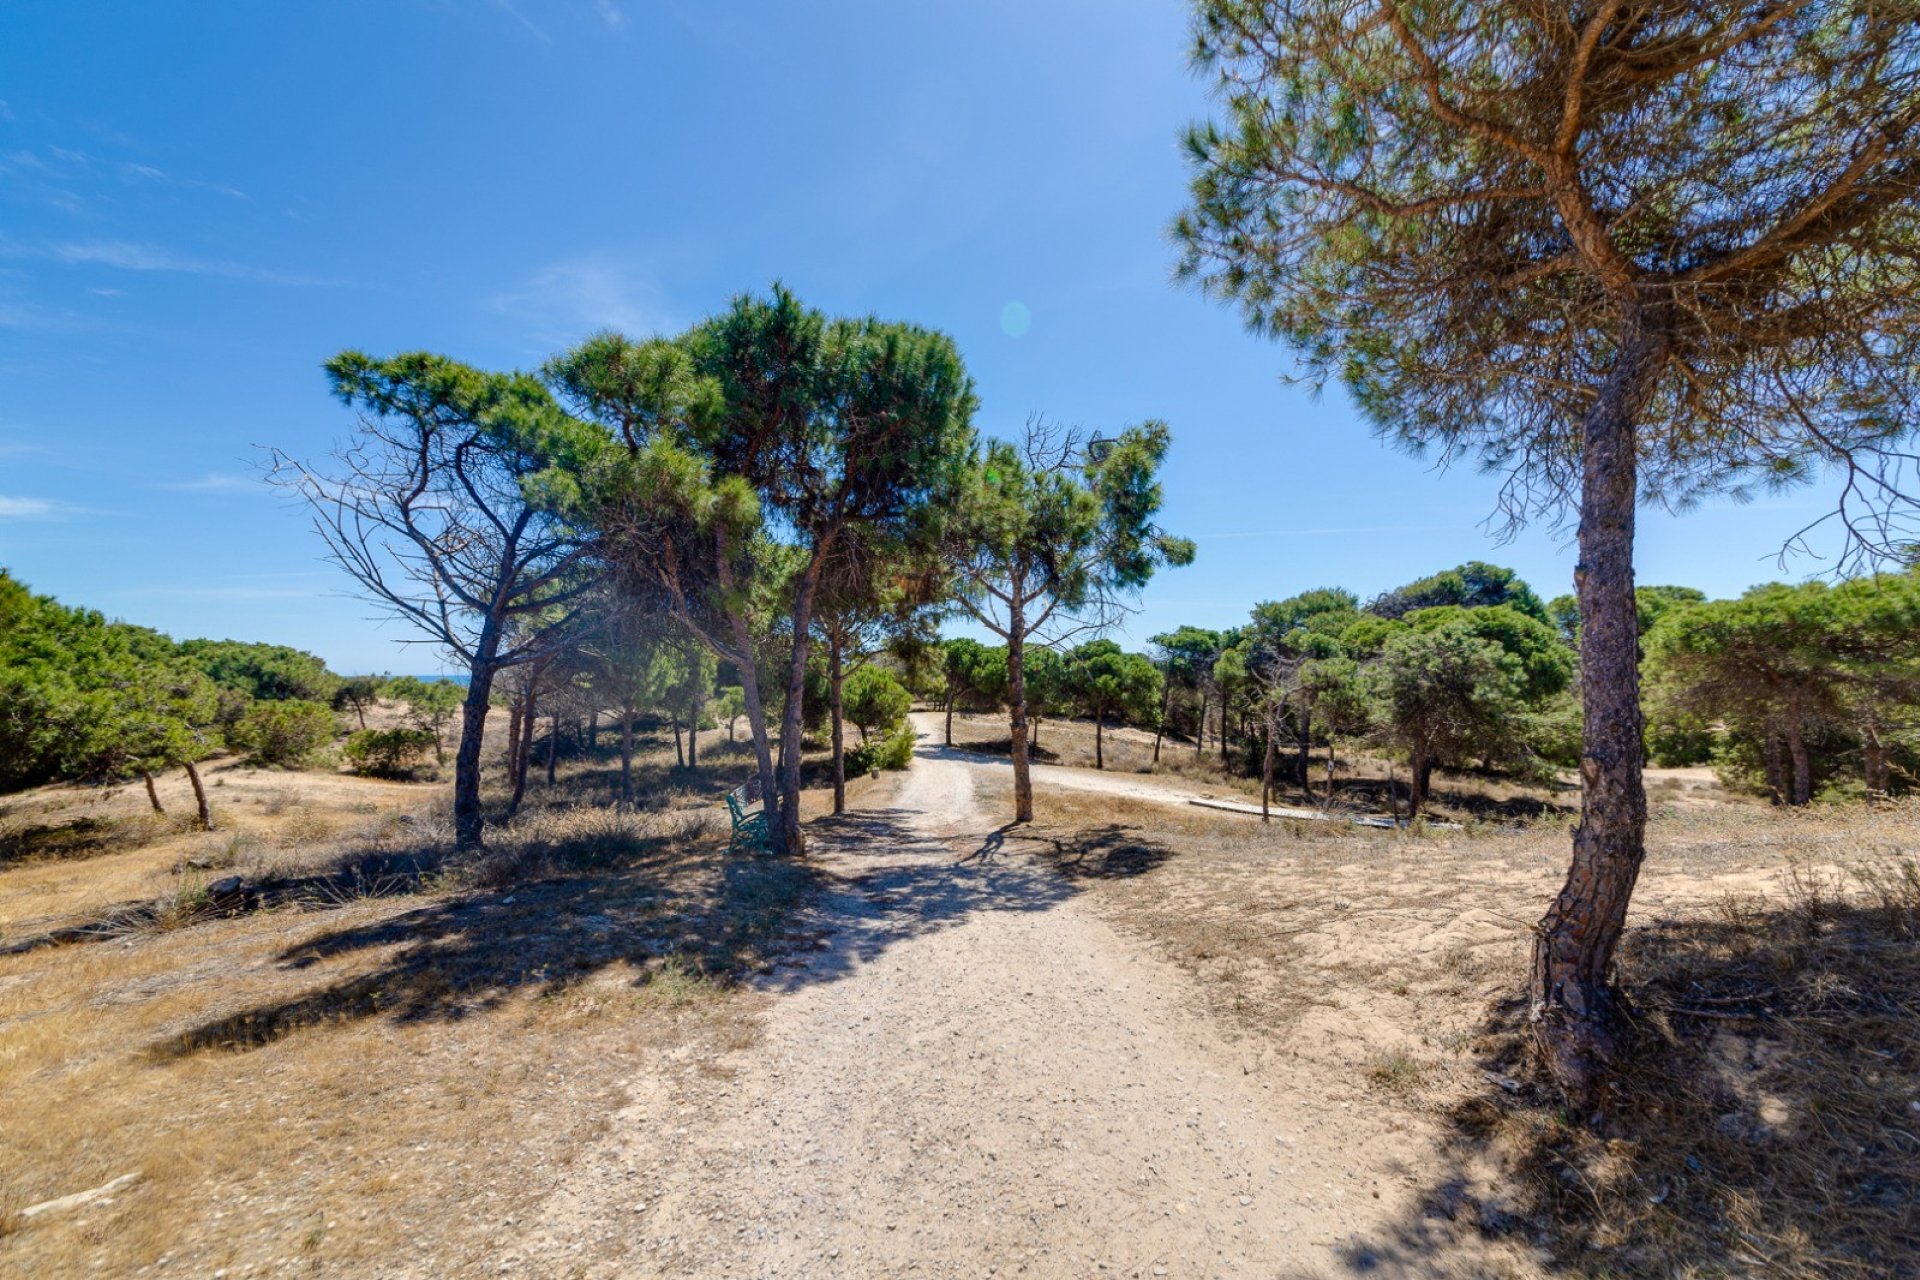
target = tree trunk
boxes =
[1007,586,1034,823]
[1764,730,1787,804]
[776,551,829,857]
[829,630,847,816]
[508,687,536,816]
[587,711,599,752]
[183,760,214,832]
[1219,698,1230,764]
[671,715,684,768]
[1296,708,1312,794]
[141,770,165,815]
[1152,679,1171,763]
[506,700,522,783]
[1529,309,1666,1112]
[1324,740,1337,812]
[729,611,784,855]
[945,696,955,747]
[1260,716,1276,823]
[545,713,560,786]
[1094,710,1105,771]
[1786,723,1812,806]
[619,706,635,810]
[453,649,498,850]
[1195,690,1208,759]
[1407,750,1430,819]
[1863,726,1891,795]
[687,693,699,768]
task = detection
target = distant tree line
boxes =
[0,572,485,815]
[928,559,1920,817]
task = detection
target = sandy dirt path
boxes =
[521,718,1520,1279]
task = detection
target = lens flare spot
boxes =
[999,301,1032,338]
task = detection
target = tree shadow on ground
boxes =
[149,819,817,1057]
[738,805,1082,995]
[1333,885,1920,1276]
[1336,777,1575,824]
[1010,823,1175,880]
[0,812,186,870]
[147,793,1102,1056]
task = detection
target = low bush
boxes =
[228,699,338,768]
[847,722,915,775]
[343,727,438,778]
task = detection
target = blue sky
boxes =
[0,0,1858,673]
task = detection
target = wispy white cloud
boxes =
[591,0,625,28]
[0,495,79,519]
[492,0,552,41]
[0,101,14,122]
[50,240,334,287]
[491,253,678,344]
[119,161,167,181]
[158,471,262,494]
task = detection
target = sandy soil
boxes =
[518,715,1531,1278]
[931,736,1361,824]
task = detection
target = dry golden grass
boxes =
[984,776,1920,1276]
[0,723,833,1277]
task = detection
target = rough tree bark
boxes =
[1786,723,1812,806]
[727,612,783,854]
[508,686,536,817]
[829,631,847,816]
[1260,713,1277,822]
[453,661,496,849]
[774,555,829,857]
[1529,310,1668,1111]
[141,771,165,815]
[1007,585,1034,823]
[183,760,214,832]
[545,713,559,787]
[1863,726,1891,796]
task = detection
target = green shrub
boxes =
[343,727,437,778]
[229,700,338,768]
[846,722,915,775]
[844,666,912,742]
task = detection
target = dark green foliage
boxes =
[332,674,385,728]
[343,727,437,778]
[845,723,916,774]
[179,638,341,703]
[842,666,911,742]
[384,675,463,761]
[1645,574,1920,802]
[1368,563,1546,623]
[229,700,339,768]
[0,571,221,792]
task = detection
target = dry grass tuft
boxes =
[1439,854,1920,1276]
[0,721,823,1276]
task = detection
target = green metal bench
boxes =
[725,778,771,854]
